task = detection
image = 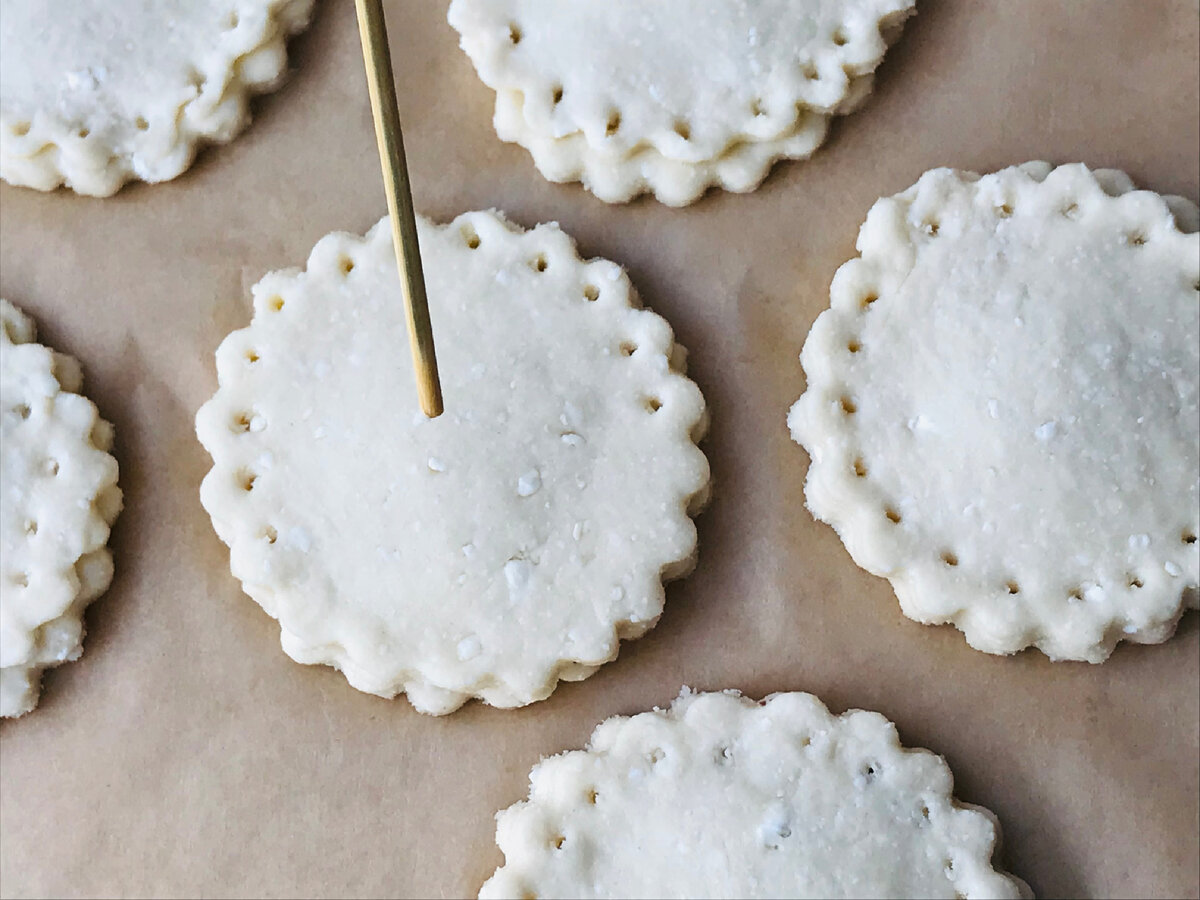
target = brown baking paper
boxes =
[1,2,1197,897]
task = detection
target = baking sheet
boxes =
[1,1,1197,897]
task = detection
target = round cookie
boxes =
[789,162,1200,661]
[480,689,1029,899]
[449,0,914,205]
[196,211,710,715]
[1,300,122,718]
[0,0,314,196]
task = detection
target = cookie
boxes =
[480,689,1029,899]
[449,0,914,205]
[0,300,122,718]
[0,0,314,196]
[196,211,710,715]
[789,162,1200,661]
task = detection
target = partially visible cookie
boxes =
[0,300,122,718]
[480,689,1029,899]
[449,0,914,205]
[0,0,314,196]
[789,163,1200,661]
[196,211,710,715]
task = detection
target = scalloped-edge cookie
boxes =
[0,0,314,197]
[449,0,913,205]
[480,688,1030,899]
[1,300,122,718]
[196,210,711,715]
[789,162,1200,662]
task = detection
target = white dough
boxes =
[0,0,313,196]
[449,0,913,205]
[196,211,711,715]
[0,300,122,718]
[480,689,1030,900]
[789,163,1200,661]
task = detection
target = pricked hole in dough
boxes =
[861,762,879,782]
[1061,202,1080,219]
[583,284,600,302]
[715,744,734,765]
[921,220,940,237]
[11,572,29,588]
[1184,531,1198,544]
[551,835,566,850]
[1006,581,1020,595]
[12,121,31,136]
[832,28,849,46]
[750,98,766,117]
[945,859,956,874]
[885,506,902,524]
[920,805,931,821]
[44,459,59,477]
[648,748,666,764]
[338,255,355,275]
[232,411,253,433]
[1127,574,1144,589]
[245,348,260,364]
[643,396,663,414]
[1068,588,1084,602]
[262,526,278,544]
[225,11,239,29]
[1126,232,1147,247]
[551,85,564,106]
[941,551,959,567]
[508,23,522,44]
[673,120,691,140]
[799,736,812,748]
[606,110,621,136]
[460,225,481,249]
[530,254,548,273]
[13,403,30,419]
[237,469,258,492]
[861,292,879,308]
[996,203,1014,218]
[619,341,637,357]
[77,127,90,139]
[847,339,862,353]
[585,787,598,804]
[24,520,37,536]
[852,457,867,477]
[802,62,818,80]
[135,116,149,131]
[188,70,206,90]
[269,295,285,312]
[839,396,857,414]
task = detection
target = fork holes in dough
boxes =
[77,127,90,139]
[619,341,637,357]
[11,572,29,588]
[885,506,902,524]
[1127,574,1144,589]
[643,396,663,414]
[232,412,252,433]
[1061,203,1080,219]
[606,110,621,136]
[847,339,862,353]
[461,225,481,249]
[832,28,849,46]
[750,98,766,117]
[802,62,818,80]
[552,85,564,106]
[941,551,958,567]
[12,121,30,136]
[673,120,691,140]
[922,220,940,237]
[13,403,30,419]
[508,23,521,45]
[551,835,566,850]
[1068,588,1084,602]
[225,11,239,29]
[583,284,599,302]
[1182,531,1197,545]
[648,747,665,764]
[338,256,355,275]
[238,469,257,492]
[262,526,277,544]
[24,520,37,536]
[852,457,867,477]
[996,203,1014,218]
[585,787,598,804]
[1126,232,1147,247]
[530,254,548,273]
[839,396,857,414]
[245,348,260,364]
[1006,581,1020,595]
[44,458,59,477]
[135,116,149,131]
[268,295,285,312]
[861,292,878,308]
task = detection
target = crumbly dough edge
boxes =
[449,0,914,162]
[788,162,1200,662]
[196,210,712,715]
[1,300,122,718]
[0,0,314,197]
[479,688,1031,900]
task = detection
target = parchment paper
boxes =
[1,2,1197,897]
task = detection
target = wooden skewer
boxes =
[355,0,444,417]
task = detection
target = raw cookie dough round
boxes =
[789,162,1200,662]
[196,211,711,715]
[480,689,1030,900]
[0,0,314,196]
[448,0,914,205]
[1,300,122,718]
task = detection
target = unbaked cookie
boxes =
[196,211,710,715]
[480,689,1029,899]
[789,163,1200,661]
[0,0,314,196]
[1,300,122,718]
[449,0,914,205]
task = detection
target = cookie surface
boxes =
[449,0,913,204]
[196,211,710,715]
[0,300,122,718]
[480,689,1029,899]
[789,163,1200,661]
[0,0,313,196]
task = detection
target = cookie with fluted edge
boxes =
[449,0,914,205]
[196,210,710,715]
[480,689,1030,899]
[0,0,314,196]
[789,162,1200,662]
[1,300,122,718]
